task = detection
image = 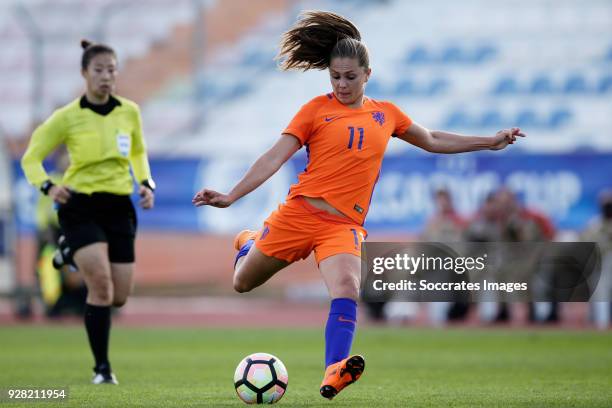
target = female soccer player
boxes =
[193,11,524,399]
[21,40,155,385]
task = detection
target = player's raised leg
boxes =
[318,253,365,399]
[232,230,289,293]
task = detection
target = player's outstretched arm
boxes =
[396,122,526,154]
[192,135,301,208]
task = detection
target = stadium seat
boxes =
[242,50,269,67]
[481,110,504,128]
[442,46,463,63]
[444,111,470,128]
[530,76,554,94]
[405,46,429,64]
[564,75,588,93]
[549,109,572,127]
[598,75,612,93]
[395,80,415,95]
[493,77,519,94]
[428,78,448,95]
[516,110,539,127]
[473,45,497,63]
[229,83,251,99]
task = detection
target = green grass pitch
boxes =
[0,326,610,407]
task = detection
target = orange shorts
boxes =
[254,196,367,264]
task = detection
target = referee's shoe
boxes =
[92,364,118,385]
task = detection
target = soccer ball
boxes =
[234,352,288,404]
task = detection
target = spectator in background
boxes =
[581,190,612,328]
[422,188,466,242]
[464,192,502,243]
[464,192,503,323]
[375,188,468,323]
[421,188,469,322]
[496,188,557,322]
[497,188,555,243]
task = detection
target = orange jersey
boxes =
[283,93,412,225]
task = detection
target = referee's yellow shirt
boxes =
[21,95,153,195]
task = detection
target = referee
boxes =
[21,40,155,385]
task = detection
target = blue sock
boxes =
[325,298,357,368]
[234,239,254,268]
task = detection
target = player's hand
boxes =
[192,189,233,208]
[490,127,526,151]
[139,185,155,209]
[49,185,71,204]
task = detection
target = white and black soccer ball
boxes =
[234,352,288,404]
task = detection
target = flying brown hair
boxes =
[276,10,369,71]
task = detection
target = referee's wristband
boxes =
[40,180,55,195]
[141,179,156,192]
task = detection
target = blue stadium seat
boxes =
[242,50,264,66]
[444,111,470,128]
[405,46,429,64]
[493,77,519,94]
[229,83,251,99]
[549,109,572,127]
[405,45,496,65]
[395,79,415,95]
[442,46,463,63]
[516,110,538,127]
[530,76,554,94]
[597,75,612,93]
[481,110,504,128]
[428,78,448,95]
[564,75,588,93]
[473,45,496,63]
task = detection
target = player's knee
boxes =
[233,276,252,293]
[90,281,113,304]
[333,275,360,299]
[112,297,128,308]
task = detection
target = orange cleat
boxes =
[320,355,365,400]
[233,230,258,251]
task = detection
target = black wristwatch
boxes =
[141,179,156,192]
[40,180,55,195]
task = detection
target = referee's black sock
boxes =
[84,304,112,374]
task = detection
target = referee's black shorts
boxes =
[57,192,137,263]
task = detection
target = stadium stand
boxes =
[140,0,611,155]
[0,0,195,138]
[1,0,611,154]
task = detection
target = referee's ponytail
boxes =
[80,39,116,70]
[276,11,369,71]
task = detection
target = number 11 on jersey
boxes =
[347,127,365,150]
